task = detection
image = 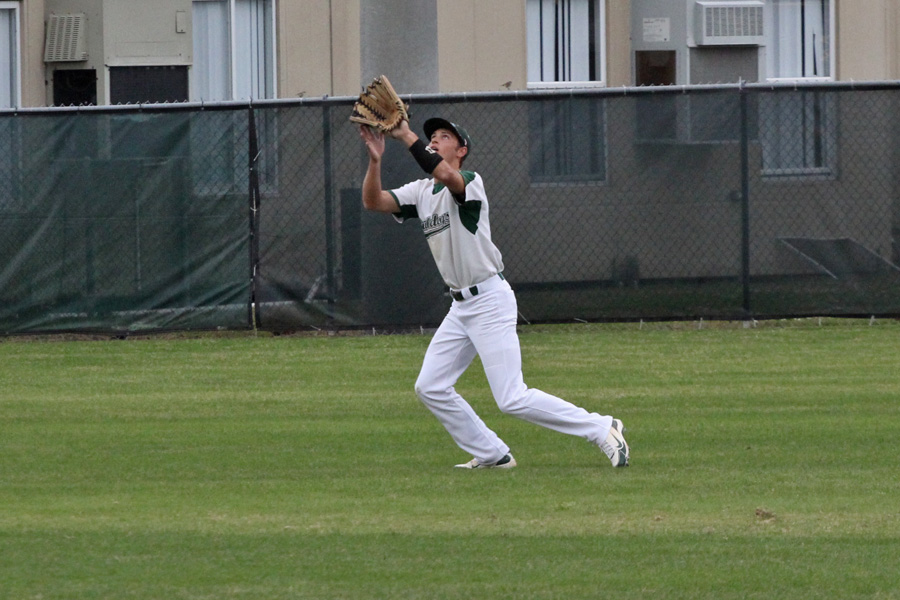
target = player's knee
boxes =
[414,375,433,400]
[496,394,528,416]
[415,373,453,403]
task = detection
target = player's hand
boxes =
[387,119,421,149]
[359,125,385,161]
[386,118,412,140]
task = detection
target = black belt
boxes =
[450,288,474,301]
[450,272,504,302]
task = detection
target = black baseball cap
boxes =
[423,118,472,154]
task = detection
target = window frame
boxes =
[763,0,835,82]
[191,0,277,102]
[759,88,837,179]
[526,0,607,89]
[0,1,21,109]
[528,96,608,186]
[761,0,837,178]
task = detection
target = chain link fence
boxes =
[2,82,899,334]
[0,106,251,333]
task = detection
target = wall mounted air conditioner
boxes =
[694,1,764,46]
[44,13,88,62]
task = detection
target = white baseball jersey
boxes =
[389,171,504,290]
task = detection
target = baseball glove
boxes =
[349,75,409,132]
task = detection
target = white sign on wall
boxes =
[643,17,671,43]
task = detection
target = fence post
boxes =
[739,83,751,317]
[248,106,261,330]
[323,104,336,321]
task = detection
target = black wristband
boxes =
[408,139,443,174]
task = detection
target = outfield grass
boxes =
[1,319,898,599]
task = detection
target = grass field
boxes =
[1,319,899,599]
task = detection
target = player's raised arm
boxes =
[389,121,466,196]
[359,126,400,213]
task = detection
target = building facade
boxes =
[3,0,900,109]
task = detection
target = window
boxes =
[760,90,836,176]
[529,97,606,183]
[761,1,835,176]
[766,0,833,80]
[191,0,278,196]
[526,0,605,87]
[191,0,276,101]
[0,2,18,211]
[1,1,20,108]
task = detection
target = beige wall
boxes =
[606,0,631,87]
[19,0,46,106]
[836,0,900,80]
[276,0,529,97]
[436,0,526,93]
[329,0,361,96]
[277,0,360,99]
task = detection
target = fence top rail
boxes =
[399,79,900,103]
[3,79,900,117]
[0,99,258,117]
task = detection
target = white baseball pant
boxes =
[414,274,614,464]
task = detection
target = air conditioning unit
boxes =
[694,1,764,46]
[44,13,88,62]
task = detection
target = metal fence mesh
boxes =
[1,83,899,334]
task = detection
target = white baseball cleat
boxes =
[454,453,517,469]
[599,418,630,467]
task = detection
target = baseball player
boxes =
[358,117,630,469]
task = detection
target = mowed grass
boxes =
[1,319,898,599]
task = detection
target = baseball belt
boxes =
[450,272,506,302]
